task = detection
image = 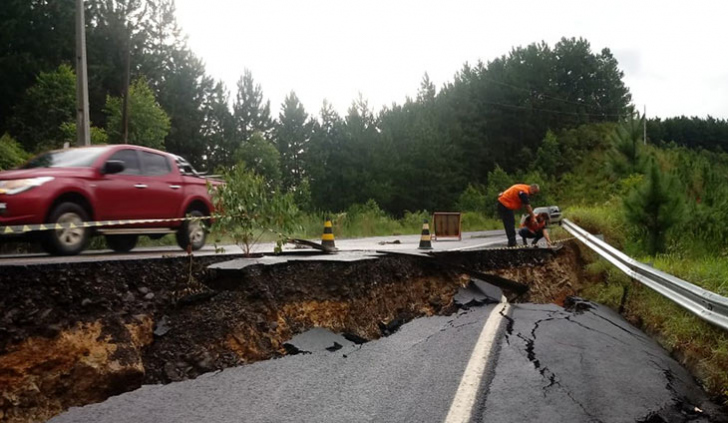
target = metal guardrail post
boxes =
[562,219,728,331]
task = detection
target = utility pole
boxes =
[75,0,91,146]
[643,105,647,145]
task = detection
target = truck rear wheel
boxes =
[176,209,207,251]
[41,202,91,256]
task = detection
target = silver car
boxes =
[520,205,562,226]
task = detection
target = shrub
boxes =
[456,184,487,212]
[211,165,298,255]
[0,133,29,170]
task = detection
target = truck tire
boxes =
[105,234,138,253]
[176,209,207,251]
[41,202,91,256]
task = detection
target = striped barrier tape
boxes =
[479,236,576,252]
[0,215,215,235]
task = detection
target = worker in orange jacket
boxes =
[497,183,540,247]
[519,212,552,247]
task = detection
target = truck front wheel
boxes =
[176,209,207,251]
[41,202,91,256]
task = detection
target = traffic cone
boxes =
[321,217,336,251]
[418,219,433,250]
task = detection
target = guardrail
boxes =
[562,219,728,331]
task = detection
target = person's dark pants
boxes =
[519,227,544,246]
[497,201,517,247]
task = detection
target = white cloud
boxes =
[175,0,728,119]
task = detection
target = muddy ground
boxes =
[0,244,583,422]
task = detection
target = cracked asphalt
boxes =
[479,301,726,423]
[50,298,727,423]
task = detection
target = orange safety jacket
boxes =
[521,216,546,233]
[498,184,531,210]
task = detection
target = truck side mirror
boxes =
[102,160,125,175]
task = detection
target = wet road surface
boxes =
[0,230,506,266]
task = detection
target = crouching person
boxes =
[519,212,552,247]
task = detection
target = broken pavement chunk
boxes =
[342,333,368,345]
[325,342,343,352]
[563,296,594,314]
[154,316,171,337]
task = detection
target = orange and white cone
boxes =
[418,220,433,250]
[321,217,336,251]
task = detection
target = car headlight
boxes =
[0,177,55,195]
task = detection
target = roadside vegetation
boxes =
[554,131,728,401]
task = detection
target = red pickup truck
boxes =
[0,145,217,255]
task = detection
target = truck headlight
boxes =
[0,177,55,195]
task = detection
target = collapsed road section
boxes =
[0,244,580,422]
[48,298,728,423]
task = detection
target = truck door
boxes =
[138,150,184,219]
[94,149,147,221]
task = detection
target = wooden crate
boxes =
[432,212,462,241]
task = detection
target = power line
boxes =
[479,99,630,119]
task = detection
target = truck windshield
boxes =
[22,147,110,169]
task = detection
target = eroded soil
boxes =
[0,244,583,422]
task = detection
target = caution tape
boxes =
[0,215,215,235]
[483,236,577,252]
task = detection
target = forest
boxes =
[3,0,728,215]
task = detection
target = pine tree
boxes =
[534,130,561,175]
[202,81,236,170]
[274,92,313,191]
[608,113,645,177]
[233,69,273,143]
[308,100,346,210]
[623,160,684,254]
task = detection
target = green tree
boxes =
[233,69,273,142]
[0,0,75,134]
[623,161,684,254]
[456,184,488,212]
[307,100,347,211]
[0,133,29,170]
[485,165,513,215]
[10,64,76,152]
[202,81,236,170]
[211,165,297,256]
[104,78,170,149]
[88,0,152,143]
[234,131,281,186]
[275,91,313,191]
[59,123,109,146]
[87,0,211,166]
[534,130,561,175]
[608,113,645,177]
[155,49,211,168]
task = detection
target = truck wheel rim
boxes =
[189,219,204,245]
[56,213,85,248]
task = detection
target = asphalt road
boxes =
[0,230,507,266]
[49,293,727,423]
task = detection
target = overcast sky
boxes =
[175,0,728,120]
